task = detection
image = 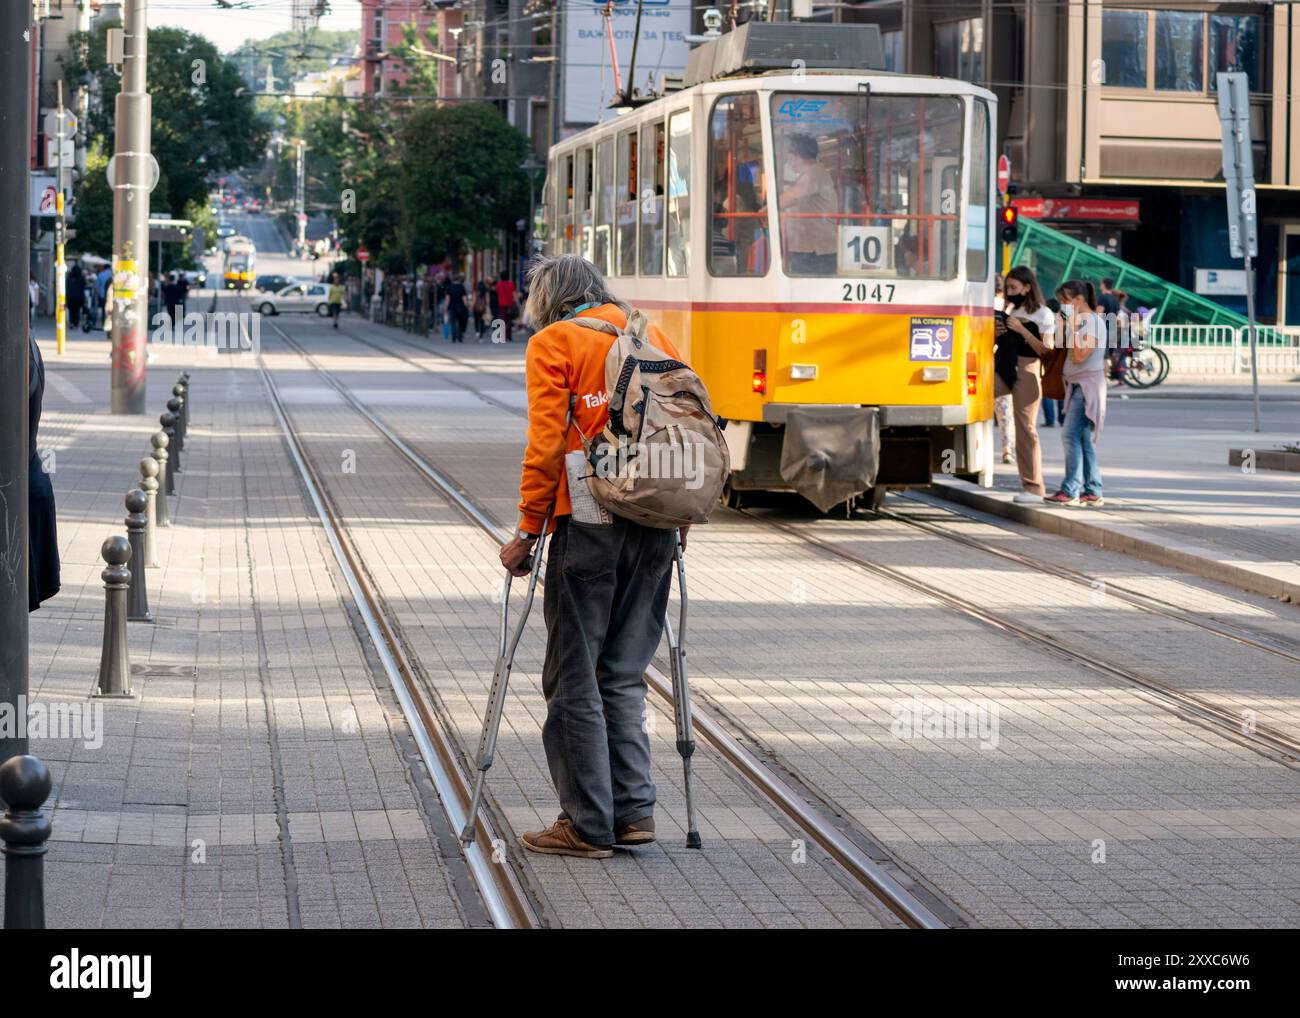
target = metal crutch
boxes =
[663,531,702,849]
[461,521,550,845]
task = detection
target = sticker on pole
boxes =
[909,317,953,362]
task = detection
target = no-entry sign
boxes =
[997,154,1011,196]
[356,247,370,263]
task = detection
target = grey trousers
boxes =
[541,515,675,847]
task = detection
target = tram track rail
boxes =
[740,509,1300,767]
[250,325,543,930]
[261,315,957,931]
[885,491,1300,665]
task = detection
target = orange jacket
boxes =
[517,303,683,533]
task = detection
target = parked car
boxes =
[184,269,207,288]
[254,274,292,293]
[255,281,331,317]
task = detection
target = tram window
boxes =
[708,94,769,277]
[615,129,639,276]
[575,147,593,261]
[770,93,964,279]
[639,120,665,276]
[557,152,575,256]
[593,137,614,275]
[967,99,991,281]
[666,110,691,277]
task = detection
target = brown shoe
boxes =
[520,819,612,859]
[615,816,655,846]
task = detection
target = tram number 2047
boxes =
[841,282,896,302]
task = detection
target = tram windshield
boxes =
[770,93,965,279]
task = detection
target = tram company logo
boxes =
[50,950,151,998]
[889,695,1000,750]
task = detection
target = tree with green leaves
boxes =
[397,103,532,267]
[62,24,268,257]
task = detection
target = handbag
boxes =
[1040,346,1068,401]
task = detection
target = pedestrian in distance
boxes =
[1045,279,1107,507]
[328,273,346,329]
[992,273,1015,463]
[66,263,86,333]
[993,266,1056,504]
[501,254,689,859]
[471,279,488,340]
[494,270,517,342]
[445,272,469,343]
[28,274,41,327]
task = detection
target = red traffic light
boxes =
[1000,205,1018,227]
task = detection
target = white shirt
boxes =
[1008,302,1056,351]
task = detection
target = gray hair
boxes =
[523,254,625,329]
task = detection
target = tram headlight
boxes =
[789,364,817,380]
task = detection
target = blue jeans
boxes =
[540,516,674,846]
[1041,398,1063,426]
[1060,385,1102,498]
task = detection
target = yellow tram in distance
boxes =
[541,22,998,510]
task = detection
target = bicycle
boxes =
[1109,338,1169,389]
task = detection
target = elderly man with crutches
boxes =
[462,254,726,859]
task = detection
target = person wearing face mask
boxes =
[779,133,836,274]
[992,274,1015,464]
[1045,278,1107,507]
[994,265,1055,503]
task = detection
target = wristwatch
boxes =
[517,529,538,541]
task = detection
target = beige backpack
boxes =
[569,309,729,528]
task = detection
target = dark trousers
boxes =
[541,515,675,846]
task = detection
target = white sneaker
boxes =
[1012,492,1043,505]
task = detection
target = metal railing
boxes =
[1148,324,1300,375]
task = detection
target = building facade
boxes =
[845,0,1300,324]
[359,0,440,96]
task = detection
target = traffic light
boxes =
[1000,204,1020,245]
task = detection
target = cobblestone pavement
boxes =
[19,331,477,929]
[277,312,1300,928]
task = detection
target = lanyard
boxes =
[562,302,599,320]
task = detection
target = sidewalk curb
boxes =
[928,479,1299,605]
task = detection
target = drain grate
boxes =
[130,664,198,677]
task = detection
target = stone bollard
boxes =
[138,457,160,568]
[152,430,174,511]
[161,410,181,475]
[124,491,153,623]
[167,395,184,453]
[172,382,188,445]
[0,755,53,930]
[94,536,134,698]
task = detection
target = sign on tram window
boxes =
[909,316,954,362]
[837,225,891,273]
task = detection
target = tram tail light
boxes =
[966,351,978,395]
[752,350,767,394]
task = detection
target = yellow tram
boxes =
[541,23,997,509]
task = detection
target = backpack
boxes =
[569,309,729,528]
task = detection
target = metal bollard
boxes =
[94,536,134,698]
[152,430,174,509]
[124,490,153,624]
[167,395,184,453]
[178,374,191,435]
[172,382,188,445]
[161,410,181,475]
[0,755,53,930]
[138,457,160,568]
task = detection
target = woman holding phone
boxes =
[1045,279,1107,506]
[994,266,1056,504]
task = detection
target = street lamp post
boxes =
[109,0,153,415]
[521,153,544,259]
[0,0,32,764]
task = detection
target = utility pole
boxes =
[110,0,152,415]
[296,140,306,256]
[0,0,33,763]
[55,82,67,357]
